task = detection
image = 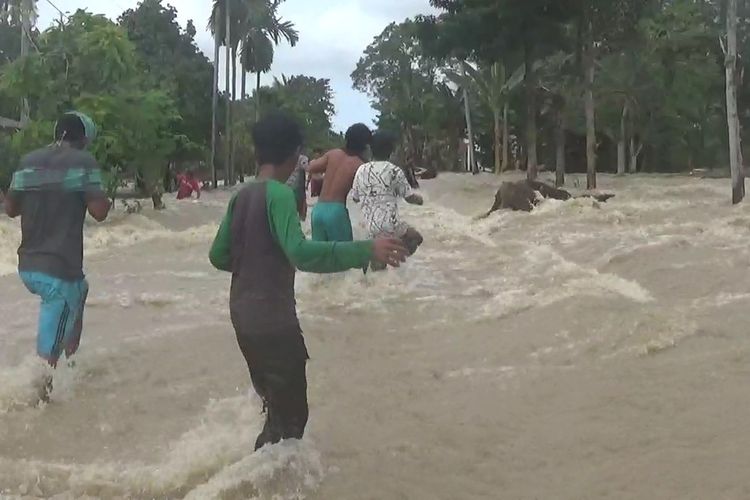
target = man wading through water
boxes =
[352,130,424,271]
[209,113,408,450]
[4,112,110,399]
[306,123,372,242]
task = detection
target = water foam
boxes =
[0,394,324,499]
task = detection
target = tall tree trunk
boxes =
[584,25,597,190]
[725,0,744,204]
[555,105,566,187]
[19,0,30,124]
[617,101,628,175]
[230,46,237,186]
[224,1,231,187]
[255,72,261,124]
[629,135,640,174]
[502,101,509,173]
[462,84,476,174]
[524,40,538,180]
[239,70,246,183]
[493,108,501,174]
[211,13,220,188]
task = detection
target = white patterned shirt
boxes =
[352,161,413,238]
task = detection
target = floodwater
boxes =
[1,172,750,499]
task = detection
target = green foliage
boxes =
[119,0,213,155]
[402,0,747,174]
[353,20,464,171]
[234,74,339,173]
[1,11,138,118]
[209,0,298,75]
[0,9,182,201]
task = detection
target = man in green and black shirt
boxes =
[209,113,408,451]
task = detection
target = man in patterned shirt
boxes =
[352,131,424,271]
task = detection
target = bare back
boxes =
[313,149,364,203]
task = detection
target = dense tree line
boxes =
[354,0,748,196]
[0,0,339,206]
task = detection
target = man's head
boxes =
[252,113,303,182]
[371,130,397,161]
[344,123,372,158]
[54,111,96,150]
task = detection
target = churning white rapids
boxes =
[1,172,750,499]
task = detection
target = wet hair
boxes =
[344,123,372,156]
[252,113,303,166]
[54,113,86,145]
[371,130,397,161]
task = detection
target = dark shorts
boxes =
[234,329,310,450]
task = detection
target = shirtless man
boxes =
[306,124,372,242]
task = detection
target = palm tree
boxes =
[447,61,524,174]
[209,0,296,183]
[460,61,524,174]
[209,0,249,185]
[239,0,298,122]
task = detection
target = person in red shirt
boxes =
[176,171,201,200]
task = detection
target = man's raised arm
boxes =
[307,152,330,174]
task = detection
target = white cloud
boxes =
[35,0,437,131]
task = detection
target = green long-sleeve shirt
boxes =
[209,179,373,274]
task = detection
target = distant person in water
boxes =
[352,131,424,271]
[286,152,308,220]
[176,170,201,200]
[208,113,408,451]
[306,124,372,242]
[4,111,110,396]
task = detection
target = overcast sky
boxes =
[36,0,438,131]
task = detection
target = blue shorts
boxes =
[311,202,353,242]
[20,271,89,366]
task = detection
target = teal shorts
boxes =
[20,271,89,366]
[311,202,353,242]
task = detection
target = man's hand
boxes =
[372,238,408,268]
[86,196,110,222]
[4,191,20,218]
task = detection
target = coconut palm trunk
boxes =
[555,107,566,187]
[211,11,220,188]
[502,101,509,173]
[524,39,538,181]
[584,28,597,190]
[725,0,744,204]
[230,46,238,185]
[224,0,232,187]
[255,72,261,123]
[19,0,34,124]
[617,102,628,175]
[493,108,501,174]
